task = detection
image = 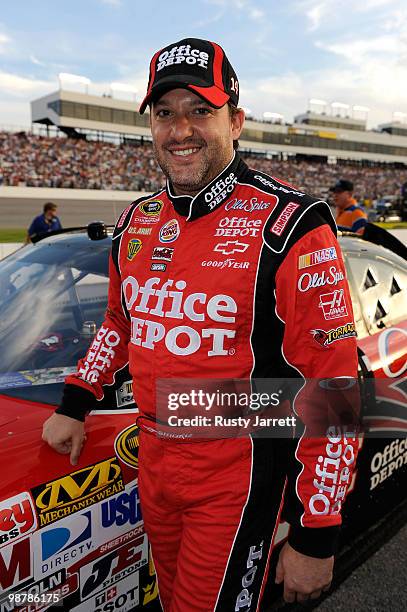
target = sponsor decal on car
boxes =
[270,202,299,236]
[115,380,134,408]
[71,572,140,612]
[139,200,163,217]
[151,246,174,262]
[101,484,142,529]
[38,333,63,352]
[150,262,167,272]
[0,492,37,549]
[319,289,348,320]
[214,216,262,238]
[213,241,249,255]
[127,239,142,261]
[34,511,92,578]
[370,439,407,490]
[77,536,148,602]
[298,266,345,292]
[115,425,140,469]
[311,323,356,347]
[298,247,337,270]
[31,458,124,528]
[0,537,32,594]
[159,219,180,243]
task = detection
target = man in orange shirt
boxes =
[331,179,367,235]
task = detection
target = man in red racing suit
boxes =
[43,37,360,610]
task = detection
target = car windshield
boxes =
[0,235,110,404]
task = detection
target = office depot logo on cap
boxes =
[139,37,239,114]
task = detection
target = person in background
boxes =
[331,179,367,235]
[25,201,62,243]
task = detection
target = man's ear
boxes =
[231,107,245,141]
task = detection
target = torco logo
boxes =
[127,239,142,260]
[115,425,140,468]
[123,276,237,356]
[159,219,180,243]
[205,172,237,210]
[139,200,163,216]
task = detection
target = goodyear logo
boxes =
[139,200,163,216]
[32,457,124,527]
[127,238,142,261]
[115,424,140,468]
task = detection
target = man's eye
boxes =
[194,107,211,115]
[156,109,170,117]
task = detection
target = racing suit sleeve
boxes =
[274,223,360,558]
[56,251,130,421]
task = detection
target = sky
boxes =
[1,0,407,130]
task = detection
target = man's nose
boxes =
[171,114,194,141]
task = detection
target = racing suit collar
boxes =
[166,151,247,220]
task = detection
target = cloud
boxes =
[99,0,121,6]
[0,31,11,54]
[205,0,265,21]
[0,71,56,97]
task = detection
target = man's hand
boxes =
[275,542,333,603]
[42,413,86,466]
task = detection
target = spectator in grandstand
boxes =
[331,179,367,235]
[26,202,62,243]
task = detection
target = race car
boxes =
[0,222,405,611]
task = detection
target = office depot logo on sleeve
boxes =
[270,203,299,236]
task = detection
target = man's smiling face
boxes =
[150,88,244,196]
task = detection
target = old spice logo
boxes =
[157,45,209,71]
[270,202,299,236]
[123,276,237,357]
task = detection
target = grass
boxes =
[0,228,27,242]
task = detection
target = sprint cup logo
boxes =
[32,458,124,527]
[205,172,237,210]
[115,424,140,468]
[139,200,163,216]
[127,239,142,261]
[123,276,237,356]
[159,219,180,243]
[311,323,356,347]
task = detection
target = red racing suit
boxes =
[57,153,360,611]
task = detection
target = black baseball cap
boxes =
[139,37,239,114]
[330,179,354,193]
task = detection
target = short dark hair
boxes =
[228,103,241,151]
[43,202,57,213]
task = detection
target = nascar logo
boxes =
[127,239,142,261]
[298,247,337,269]
[139,200,163,216]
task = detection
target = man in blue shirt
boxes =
[26,202,62,242]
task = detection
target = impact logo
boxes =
[127,239,142,261]
[319,289,348,320]
[139,200,163,217]
[298,247,337,270]
[311,323,356,347]
[115,425,140,468]
[159,219,180,243]
[0,492,37,549]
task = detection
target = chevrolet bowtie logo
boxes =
[213,241,249,255]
